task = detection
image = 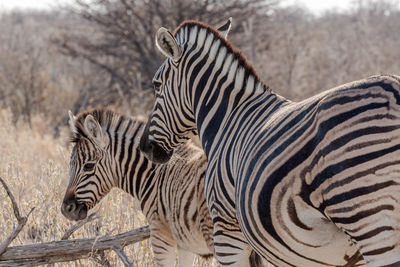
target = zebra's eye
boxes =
[83,163,95,172]
[153,81,162,93]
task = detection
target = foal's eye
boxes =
[83,163,95,172]
[153,81,162,93]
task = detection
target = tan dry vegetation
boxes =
[0,109,216,266]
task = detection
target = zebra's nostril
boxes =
[66,203,75,213]
[149,142,154,150]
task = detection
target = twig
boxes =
[0,176,35,256]
[113,247,133,267]
[90,250,112,267]
[61,212,100,240]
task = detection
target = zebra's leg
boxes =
[334,219,400,266]
[213,222,254,266]
[250,250,273,267]
[150,234,176,266]
[177,248,195,267]
[149,223,177,267]
[324,191,400,266]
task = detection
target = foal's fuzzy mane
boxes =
[174,20,262,83]
[70,109,145,144]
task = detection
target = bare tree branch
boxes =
[61,212,100,240]
[0,177,35,256]
[113,247,133,267]
[53,0,276,109]
[0,226,150,266]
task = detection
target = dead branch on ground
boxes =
[113,246,134,267]
[0,225,150,266]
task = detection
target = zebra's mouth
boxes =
[140,139,172,164]
[61,198,88,221]
[139,122,173,164]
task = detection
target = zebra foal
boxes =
[61,109,214,266]
[140,18,400,266]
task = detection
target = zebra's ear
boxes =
[84,115,106,148]
[68,110,78,135]
[216,17,232,39]
[156,27,182,61]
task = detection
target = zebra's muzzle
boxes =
[61,195,88,221]
[139,122,173,164]
[140,138,173,164]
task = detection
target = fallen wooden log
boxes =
[0,225,150,266]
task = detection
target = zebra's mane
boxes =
[174,20,263,85]
[70,109,145,144]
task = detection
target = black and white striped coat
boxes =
[140,18,400,267]
[61,109,213,266]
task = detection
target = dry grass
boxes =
[0,109,215,266]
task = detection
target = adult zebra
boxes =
[61,109,214,266]
[140,19,400,266]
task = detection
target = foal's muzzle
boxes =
[61,194,88,221]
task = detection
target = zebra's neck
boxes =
[176,24,288,155]
[98,112,158,212]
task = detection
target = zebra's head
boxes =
[140,18,232,163]
[62,111,112,221]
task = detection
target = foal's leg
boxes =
[150,222,177,267]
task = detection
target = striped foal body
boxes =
[140,19,400,267]
[61,109,213,266]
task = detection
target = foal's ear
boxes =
[216,17,232,39]
[84,115,106,148]
[156,27,182,61]
[68,110,78,135]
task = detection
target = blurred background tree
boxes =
[54,0,275,115]
[0,0,399,136]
